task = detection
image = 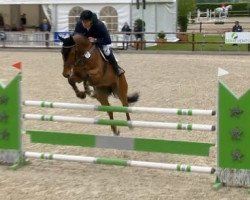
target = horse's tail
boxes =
[127,92,139,104]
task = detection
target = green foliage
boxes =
[146,33,248,51]
[178,0,196,17]
[134,18,146,31]
[197,0,241,3]
[247,3,250,10]
[178,16,189,32]
[157,31,166,39]
[178,0,196,32]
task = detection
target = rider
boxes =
[221,3,225,12]
[74,10,124,76]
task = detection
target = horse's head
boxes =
[226,5,232,11]
[59,34,91,78]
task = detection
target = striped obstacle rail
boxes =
[23,114,216,132]
[23,100,216,136]
[23,100,216,132]
[24,151,215,174]
[23,100,216,116]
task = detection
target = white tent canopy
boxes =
[0,0,176,4]
[0,0,177,42]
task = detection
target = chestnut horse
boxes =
[59,34,139,135]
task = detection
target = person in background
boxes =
[232,21,243,32]
[0,13,4,30]
[232,21,243,46]
[74,10,124,76]
[39,19,51,32]
[221,3,226,12]
[121,22,131,50]
[20,13,26,30]
[39,19,51,47]
[133,20,145,50]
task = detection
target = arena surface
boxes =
[1,50,250,199]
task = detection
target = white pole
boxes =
[23,100,216,116]
[25,151,215,174]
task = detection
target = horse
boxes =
[59,34,139,135]
[214,5,232,18]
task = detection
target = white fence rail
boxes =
[0,32,60,48]
[0,31,124,48]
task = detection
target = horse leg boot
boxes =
[106,52,125,76]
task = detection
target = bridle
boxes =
[62,42,96,67]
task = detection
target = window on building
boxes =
[68,6,84,31]
[99,6,118,33]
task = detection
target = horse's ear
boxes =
[69,35,75,44]
[58,35,65,42]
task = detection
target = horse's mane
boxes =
[61,34,90,48]
[73,34,90,47]
[226,5,232,10]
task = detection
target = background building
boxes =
[0,0,177,42]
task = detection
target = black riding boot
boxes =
[106,52,125,76]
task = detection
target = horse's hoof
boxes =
[90,91,97,99]
[76,91,86,99]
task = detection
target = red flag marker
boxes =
[12,62,22,70]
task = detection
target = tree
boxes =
[133,18,146,40]
[178,0,196,32]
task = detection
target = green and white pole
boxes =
[25,151,216,174]
[23,100,216,116]
[23,114,216,132]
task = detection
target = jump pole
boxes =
[23,113,216,132]
[24,151,215,174]
[23,100,216,116]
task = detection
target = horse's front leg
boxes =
[83,80,96,98]
[68,78,87,99]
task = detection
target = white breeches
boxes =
[102,45,111,56]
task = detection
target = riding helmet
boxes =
[80,10,93,21]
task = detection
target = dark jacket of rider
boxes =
[232,22,243,32]
[74,13,111,47]
[73,10,124,76]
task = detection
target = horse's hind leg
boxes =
[116,75,131,122]
[95,88,120,136]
